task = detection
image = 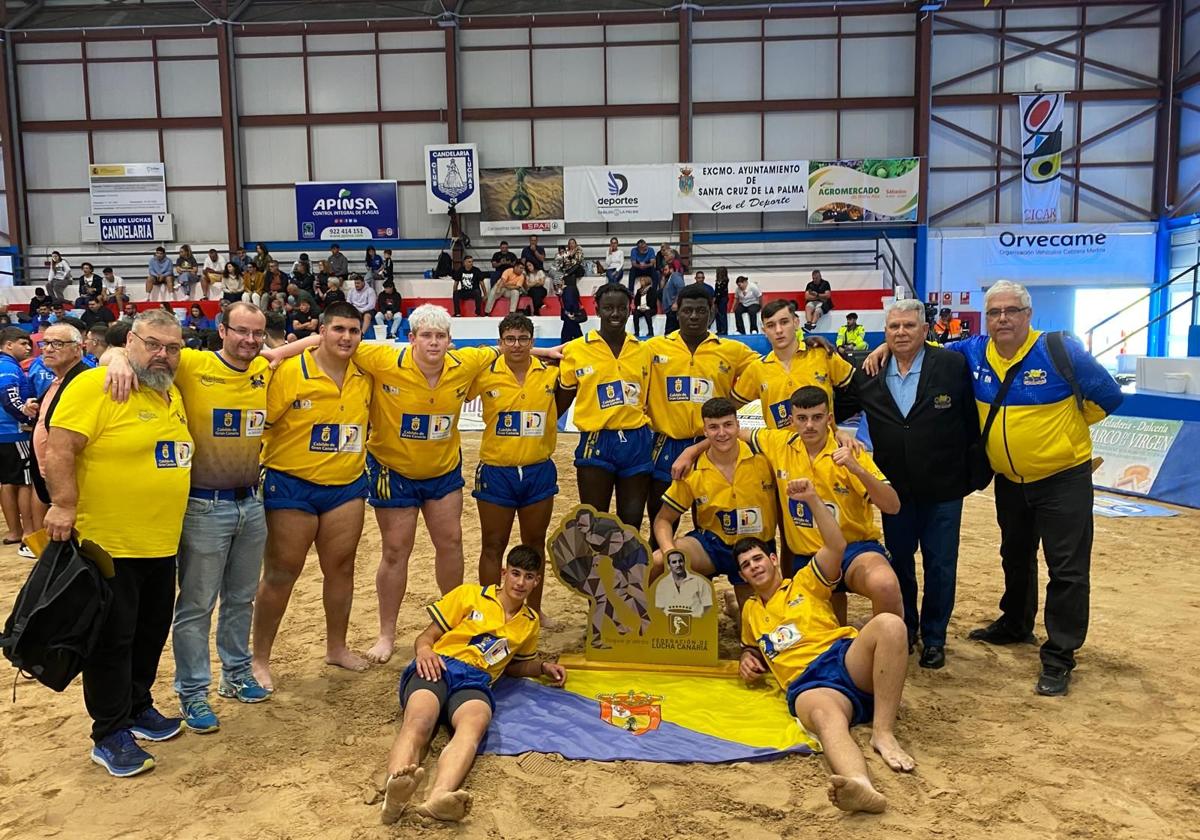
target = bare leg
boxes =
[16,486,32,537]
[843,612,914,773]
[251,508,319,690]
[614,473,650,531]
[422,489,465,595]
[31,496,47,533]
[1,484,21,541]
[845,552,904,620]
[793,688,887,814]
[515,496,555,615]
[832,591,848,626]
[382,690,439,824]
[476,499,517,589]
[577,466,615,514]
[367,506,419,664]
[315,499,368,672]
[418,700,492,822]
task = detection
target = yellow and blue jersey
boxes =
[730,338,854,429]
[261,349,372,486]
[559,330,651,432]
[427,583,540,683]
[741,563,857,689]
[644,332,758,439]
[661,441,777,545]
[468,354,559,468]
[949,331,1122,483]
[749,428,886,556]
[354,343,498,480]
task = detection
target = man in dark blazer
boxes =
[847,298,979,669]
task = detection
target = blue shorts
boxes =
[786,637,874,727]
[687,529,775,586]
[574,426,654,478]
[651,433,702,483]
[367,453,465,508]
[399,657,495,727]
[473,459,558,508]
[262,468,368,515]
[835,539,891,594]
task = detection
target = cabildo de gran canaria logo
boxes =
[312,188,379,212]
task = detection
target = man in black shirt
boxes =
[80,296,116,329]
[452,256,486,317]
[520,235,546,274]
[490,241,519,290]
[803,269,833,332]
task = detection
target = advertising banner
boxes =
[807,158,920,224]
[479,167,564,237]
[1019,93,1064,224]
[1090,416,1183,497]
[671,161,808,215]
[295,181,398,241]
[81,213,174,243]
[565,165,674,222]
[88,163,166,215]
[425,143,480,214]
[982,224,1156,284]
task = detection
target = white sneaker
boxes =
[17,543,36,560]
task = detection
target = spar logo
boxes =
[312,188,379,212]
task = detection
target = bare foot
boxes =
[871,734,915,772]
[365,637,394,665]
[251,659,275,692]
[381,766,425,825]
[536,610,560,631]
[828,775,887,814]
[418,789,472,822]
[325,647,369,672]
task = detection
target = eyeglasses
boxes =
[225,325,268,341]
[38,339,79,350]
[500,336,533,346]
[130,332,183,356]
[985,306,1030,320]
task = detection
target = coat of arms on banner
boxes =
[425,144,480,214]
[677,166,694,196]
[597,690,663,735]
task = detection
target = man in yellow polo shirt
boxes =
[44,309,192,778]
[251,301,373,692]
[731,299,854,429]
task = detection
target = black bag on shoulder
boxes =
[0,538,114,696]
[967,365,1018,491]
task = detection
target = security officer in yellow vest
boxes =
[836,313,868,354]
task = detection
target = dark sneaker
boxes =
[919,645,946,670]
[180,698,220,733]
[91,730,155,777]
[967,619,1036,646]
[129,706,183,741]
[218,674,271,704]
[1036,667,1071,696]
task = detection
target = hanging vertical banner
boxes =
[1019,93,1064,224]
[425,143,480,214]
[566,165,675,222]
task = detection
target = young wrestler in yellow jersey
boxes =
[747,386,903,624]
[251,302,374,691]
[556,283,652,530]
[468,314,560,618]
[730,299,854,430]
[643,284,757,544]
[652,398,776,611]
[736,479,913,815]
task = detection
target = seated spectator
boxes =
[327,242,349,279]
[233,246,252,272]
[202,248,226,299]
[288,300,320,340]
[315,259,332,291]
[263,260,289,297]
[490,241,519,288]
[266,296,288,322]
[146,246,174,301]
[629,239,659,293]
[47,250,72,301]
[520,235,546,274]
[452,256,484,317]
[182,303,214,333]
[837,313,868,353]
[31,304,53,333]
[375,279,404,337]
[241,265,264,308]
[485,261,524,315]
[734,275,762,334]
[101,267,126,304]
[80,297,116,329]
[322,276,347,307]
[219,262,243,304]
[105,320,130,348]
[560,238,586,288]
[346,274,377,331]
[84,324,108,362]
[803,269,833,332]
[605,237,625,285]
[264,311,288,348]
[49,301,67,324]
[77,262,103,299]
[365,246,384,287]
[176,245,199,300]
[290,258,315,293]
[524,262,547,315]
[119,301,138,325]
[286,282,318,313]
[28,287,51,312]
[252,242,271,273]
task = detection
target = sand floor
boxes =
[0,433,1197,840]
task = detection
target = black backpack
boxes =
[0,538,114,697]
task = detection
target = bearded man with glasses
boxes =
[104,302,274,735]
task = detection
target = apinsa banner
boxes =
[425,144,480,214]
[295,181,399,241]
[565,165,674,222]
[672,161,807,214]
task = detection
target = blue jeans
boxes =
[606,268,624,285]
[882,497,962,648]
[172,495,267,701]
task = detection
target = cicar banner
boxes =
[807,158,920,223]
[1019,93,1064,224]
[295,181,399,241]
[672,161,808,214]
[425,143,480,215]
[565,165,674,222]
[479,167,565,237]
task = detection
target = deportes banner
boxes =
[1019,93,1064,224]
[295,181,398,241]
[565,165,674,222]
[807,158,920,223]
[672,161,808,214]
[425,143,480,214]
[479,167,565,237]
